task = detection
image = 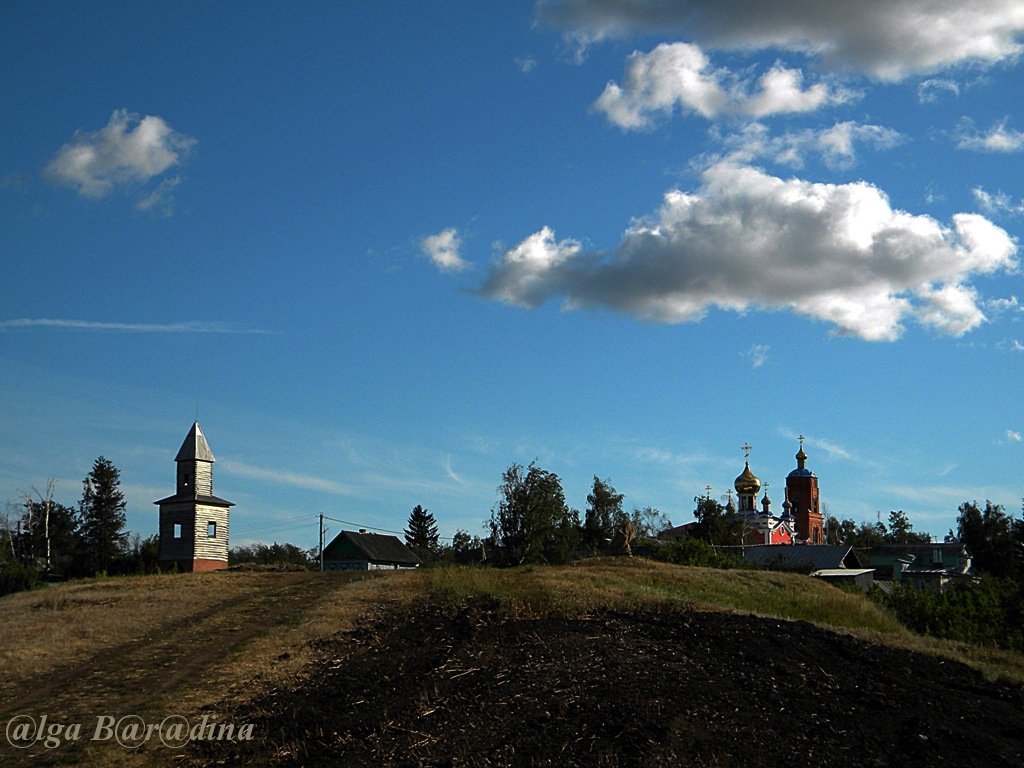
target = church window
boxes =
[173,523,182,539]
[207,521,217,537]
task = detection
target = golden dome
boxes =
[734,462,761,495]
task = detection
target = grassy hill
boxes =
[1,560,1022,766]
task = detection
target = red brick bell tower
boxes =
[786,436,823,544]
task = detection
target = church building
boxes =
[728,443,796,546]
[154,422,234,572]
[726,438,823,545]
[786,437,824,544]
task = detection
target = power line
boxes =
[323,515,403,536]
[322,514,457,542]
[237,513,459,543]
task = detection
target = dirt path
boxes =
[0,571,370,766]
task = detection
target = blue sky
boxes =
[2,1,1023,547]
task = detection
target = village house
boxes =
[865,542,972,592]
[322,530,421,571]
[734,544,874,592]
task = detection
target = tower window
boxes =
[207,521,217,538]
[173,523,182,539]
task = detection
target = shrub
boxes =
[0,562,42,597]
[879,577,1024,651]
[650,538,744,569]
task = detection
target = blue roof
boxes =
[787,468,815,478]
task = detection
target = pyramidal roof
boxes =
[175,422,215,462]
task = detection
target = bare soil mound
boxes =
[191,601,1024,767]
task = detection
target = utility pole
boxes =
[319,512,324,572]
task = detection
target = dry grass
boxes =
[1,573,256,689]
[427,558,903,631]
[0,569,422,767]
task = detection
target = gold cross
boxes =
[741,442,752,460]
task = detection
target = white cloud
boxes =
[717,121,901,169]
[444,455,465,484]
[956,118,1024,152]
[594,43,850,127]
[915,284,985,336]
[972,186,1024,217]
[540,0,1024,81]
[887,483,977,504]
[45,109,195,198]
[810,437,852,461]
[1007,429,1022,442]
[134,175,182,215]
[747,344,770,368]
[482,225,581,307]
[421,228,468,272]
[917,78,960,103]
[220,459,354,496]
[516,55,539,74]
[478,162,1017,341]
[985,295,1019,314]
[0,318,267,333]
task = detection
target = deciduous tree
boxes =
[17,492,80,576]
[635,506,671,538]
[489,462,578,565]
[692,496,738,545]
[885,510,930,544]
[583,476,623,553]
[955,500,1021,578]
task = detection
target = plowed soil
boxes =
[189,600,1024,767]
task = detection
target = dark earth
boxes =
[191,600,1024,767]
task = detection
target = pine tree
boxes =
[404,505,439,561]
[78,456,127,575]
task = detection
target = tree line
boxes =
[1,457,157,594]
[402,462,671,567]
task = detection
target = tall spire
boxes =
[175,422,215,463]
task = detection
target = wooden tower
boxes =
[155,422,234,572]
[786,436,823,544]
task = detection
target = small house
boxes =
[864,543,972,591]
[736,544,862,572]
[734,545,873,591]
[322,530,421,571]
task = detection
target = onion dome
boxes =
[788,437,816,478]
[734,462,761,495]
